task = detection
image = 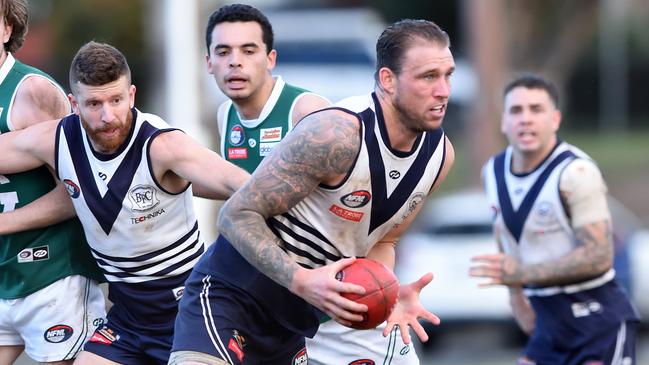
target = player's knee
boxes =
[168,351,230,365]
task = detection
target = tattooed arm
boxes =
[471,159,613,287]
[217,109,368,324]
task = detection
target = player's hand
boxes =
[291,257,367,327]
[469,253,523,286]
[384,272,440,344]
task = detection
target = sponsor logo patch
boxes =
[172,286,184,301]
[571,300,603,318]
[292,347,308,365]
[130,208,166,224]
[329,204,364,222]
[63,179,81,198]
[349,360,375,365]
[128,185,159,211]
[228,147,248,159]
[44,324,73,343]
[89,325,119,345]
[340,190,371,208]
[259,142,278,157]
[228,338,244,362]
[229,125,245,146]
[17,245,49,263]
[259,127,282,142]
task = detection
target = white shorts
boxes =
[0,275,106,362]
[306,320,419,365]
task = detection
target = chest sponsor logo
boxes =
[349,360,375,365]
[229,124,245,146]
[63,179,81,199]
[98,172,108,181]
[259,142,279,157]
[17,245,49,263]
[228,147,248,159]
[43,324,73,343]
[329,204,364,222]
[248,138,257,148]
[340,190,371,208]
[172,286,184,301]
[131,208,166,224]
[388,170,401,179]
[260,126,282,142]
[128,185,159,211]
[533,201,556,224]
[292,347,308,365]
[89,325,120,345]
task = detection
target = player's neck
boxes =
[234,77,276,120]
[510,140,557,174]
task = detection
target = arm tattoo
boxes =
[514,220,613,286]
[217,111,361,289]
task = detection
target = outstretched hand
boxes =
[290,257,368,327]
[384,272,440,344]
[469,253,523,287]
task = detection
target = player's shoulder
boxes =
[333,94,373,111]
[137,109,173,130]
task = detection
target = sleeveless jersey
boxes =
[0,53,103,299]
[197,92,447,336]
[217,77,309,173]
[55,109,204,329]
[483,141,638,349]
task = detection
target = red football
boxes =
[335,258,399,329]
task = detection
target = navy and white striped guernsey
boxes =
[196,92,447,336]
[55,108,204,327]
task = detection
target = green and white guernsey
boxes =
[0,54,104,299]
[217,76,313,173]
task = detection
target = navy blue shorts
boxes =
[171,270,308,364]
[525,321,636,365]
[83,308,174,365]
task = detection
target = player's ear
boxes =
[267,49,277,71]
[128,85,136,109]
[378,67,396,94]
[68,93,80,115]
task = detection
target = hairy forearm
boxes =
[519,220,613,286]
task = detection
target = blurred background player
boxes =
[470,74,639,365]
[0,0,106,364]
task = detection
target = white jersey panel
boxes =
[55,109,203,283]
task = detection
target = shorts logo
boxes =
[17,245,49,263]
[259,142,278,157]
[349,360,375,365]
[329,204,364,222]
[259,127,282,142]
[292,347,307,365]
[44,324,73,343]
[172,286,184,301]
[340,190,371,208]
[63,179,81,198]
[229,125,245,146]
[128,185,159,211]
[399,344,411,355]
[228,147,248,159]
[89,325,119,345]
[571,300,603,318]
[228,330,246,362]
